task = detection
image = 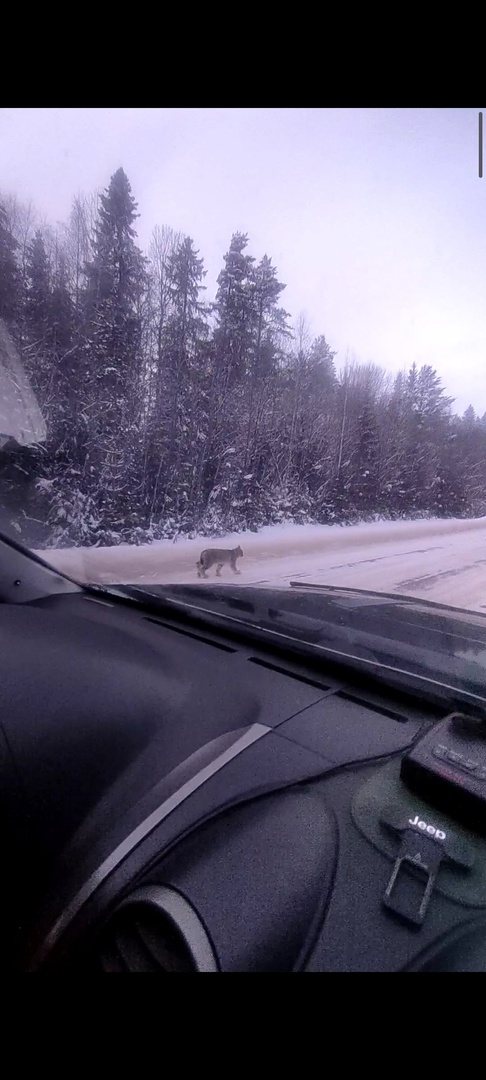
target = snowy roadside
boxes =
[34,516,486,616]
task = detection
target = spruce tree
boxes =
[162,237,207,518]
[251,254,290,378]
[0,202,20,328]
[82,168,146,531]
[213,232,255,383]
[25,230,50,342]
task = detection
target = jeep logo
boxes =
[409,814,446,841]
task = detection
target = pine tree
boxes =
[142,225,183,524]
[146,225,182,413]
[213,232,255,383]
[50,254,73,355]
[308,335,337,391]
[84,168,145,393]
[404,364,453,510]
[463,404,476,426]
[82,168,146,530]
[251,254,290,379]
[413,364,454,420]
[66,194,96,308]
[48,253,76,447]
[166,237,206,351]
[280,323,336,500]
[25,230,50,342]
[353,401,380,512]
[243,254,290,472]
[380,371,409,514]
[192,233,254,516]
[21,229,56,420]
[160,237,207,520]
[0,202,20,328]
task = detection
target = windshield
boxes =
[1,109,486,646]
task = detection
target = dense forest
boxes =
[1,167,485,550]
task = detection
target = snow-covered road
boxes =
[39,516,486,615]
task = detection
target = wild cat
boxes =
[196,545,243,578]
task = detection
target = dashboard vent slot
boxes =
[144,617,236,652]
[336,690,408,723]
[97,886,218,973]
[247,655,330,691]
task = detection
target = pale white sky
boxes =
[1,107,484,414]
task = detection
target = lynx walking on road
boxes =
[196,545,243,578]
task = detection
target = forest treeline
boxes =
[1,167,484,549]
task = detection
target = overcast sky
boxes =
[1,107,484,414]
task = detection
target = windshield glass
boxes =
[1,108,486,641]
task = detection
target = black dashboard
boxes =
[2,582,486,972]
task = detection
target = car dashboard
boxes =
[2,584,486,973]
